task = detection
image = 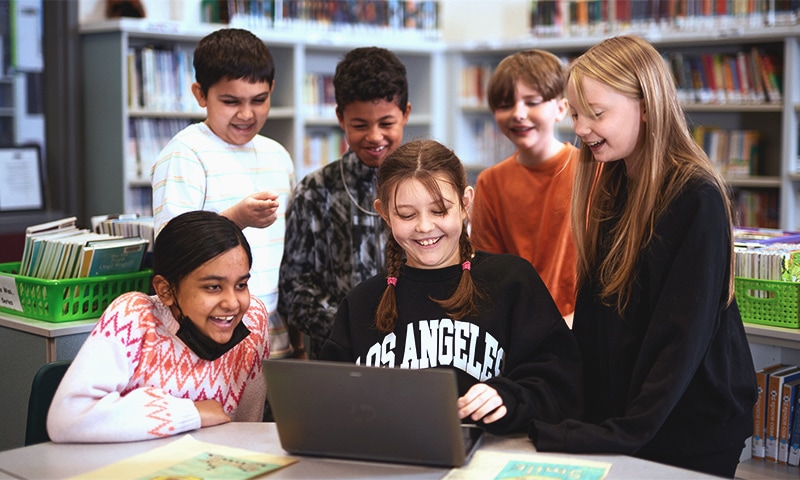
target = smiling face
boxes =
[193,77,273,146]
[376,174,473,270]
[567,75,645,174]
[493,80,568,165]
[157,245,252,344]
[337,98,410,168]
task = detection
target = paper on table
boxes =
[68,434,298,480]
[443,450,611,480]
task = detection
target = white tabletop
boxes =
[0,422,721,479]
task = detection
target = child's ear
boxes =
[554,97,569,122]
[191,82,207,108]
[374,199,390,224]
[152,275,175,306]
[462,186,475,212]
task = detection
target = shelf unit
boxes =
[79,18,446,218]
[446,27,800,230]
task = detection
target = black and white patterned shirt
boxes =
[278,151,386,357]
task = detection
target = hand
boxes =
[457,383,507,425]
[224,192,280,229]
[194,399,231,427]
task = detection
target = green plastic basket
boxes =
[734,277,800,329]
[0,262,152,323]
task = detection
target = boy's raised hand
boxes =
[457,383,508,425]
[224,191,280,229]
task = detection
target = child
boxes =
[529,35,757,478]
[319,139,582,435]
[47,211,269,442]
[279,46,411,358]
[150,28,300,359]
[470,49,578,320]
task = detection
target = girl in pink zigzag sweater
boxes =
[47,211,270,442]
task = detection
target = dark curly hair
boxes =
[333,46,409,117]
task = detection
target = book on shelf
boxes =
[766,367,800,462]
[666,48,782,105]
[778,379,800,464]
[789,379,800,465]
[224,0,442,40]
[753,364,793,460]
[127,45,200,113]
[528,0,794,37]
[733,189,778,229]
[303,73,336,118]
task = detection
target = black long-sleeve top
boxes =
[531,177,757,473]
[320,251,583,435]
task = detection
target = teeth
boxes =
[212,316,235,322]
[588,140,603,147]
[418,238,439,246]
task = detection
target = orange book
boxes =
[754,364,790,459]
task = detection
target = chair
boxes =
[25,360,71,446]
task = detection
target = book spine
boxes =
[779,382,797,463]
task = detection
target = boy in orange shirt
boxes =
[470,49,578,321]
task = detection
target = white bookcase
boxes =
[79,18,446,218]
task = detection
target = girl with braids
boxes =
[529,36,756,478]
[320,139,582,435]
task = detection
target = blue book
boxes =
[78,237,147,278]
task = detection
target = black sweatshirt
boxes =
[320,251,583,435]
[531,178,757,475]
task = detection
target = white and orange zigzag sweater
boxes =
[47,291,269,443]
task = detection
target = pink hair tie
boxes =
[461,261,471,271]
[387,276,398,286]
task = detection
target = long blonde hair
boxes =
[568,35,736,312]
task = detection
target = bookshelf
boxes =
[79,18,446,218]
[446,27,800,230]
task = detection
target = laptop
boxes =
[262,359,484,467]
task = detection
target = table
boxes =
[0,422,721,479]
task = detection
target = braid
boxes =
[375,234,405,332]
[433,230,484,319]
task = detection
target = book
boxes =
[789,378,800,466]
[78,237,148,278]
[766,367,800,462]
[753,364,791,459]
[734,227,800,247]
[21,216,78,275]
[778,379,800,464]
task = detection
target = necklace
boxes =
[340,157,379,216]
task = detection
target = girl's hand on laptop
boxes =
[195,399,232,427]
[457,383,507,424]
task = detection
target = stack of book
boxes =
[21,217,148,280]
[734,227,800,283]
[753,364,800,466]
